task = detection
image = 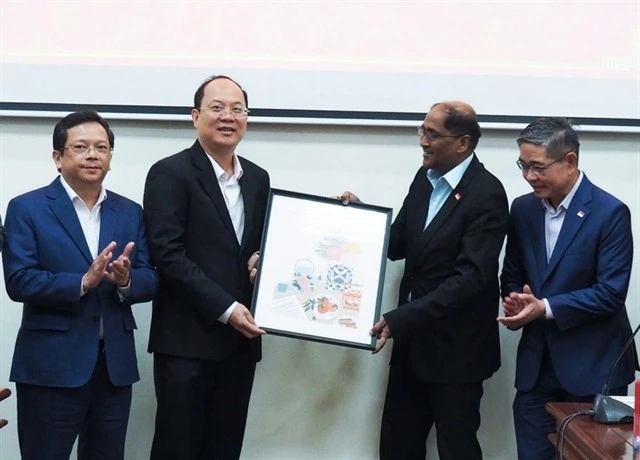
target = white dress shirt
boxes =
[206,153,245,324]
[60,176,130,337]
[541,171,584,318]
[60,176,107,261]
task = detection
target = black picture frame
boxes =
[251,189,392,350]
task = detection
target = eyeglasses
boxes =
[516,155,566,176]
[199,104,250,119]
[418,125,466,141]
[61,145,112,156]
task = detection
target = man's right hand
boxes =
[334,191,361,205]
[228,303,267,339]
[82,241,116,292]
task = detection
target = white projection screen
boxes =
[1,0,639,129]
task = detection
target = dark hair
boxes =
[53,110,115,152]
[431,102,481,152]
[517,117,580,160]
[193,75,248,109]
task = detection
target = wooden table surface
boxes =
[546,402,636,460]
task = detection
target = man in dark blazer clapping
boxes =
[342,101,509,460]
[143,75,270,460]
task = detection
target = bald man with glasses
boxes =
[341,101,509,460]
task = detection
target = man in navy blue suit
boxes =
[0,214,4,251]
[2,111,158,460]
[499,117,638,460]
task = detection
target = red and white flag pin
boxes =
[577,210,585,218]
[455,192,462,201]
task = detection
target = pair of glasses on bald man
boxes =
[198,105,250,119]
[417,125,468,142]
[417,124,567,177]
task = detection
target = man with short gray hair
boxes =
[499,117,637,459]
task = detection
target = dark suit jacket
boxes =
[384,156,509,383]
[501,174,637,396]
[0,214,5,252]
[2,177,158,387]
[143,140,270,362]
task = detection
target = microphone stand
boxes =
[592,323,640,424]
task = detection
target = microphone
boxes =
[592,322,640,424]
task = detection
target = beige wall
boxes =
[0,117,638,459]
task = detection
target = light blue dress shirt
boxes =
[424,153,475,229]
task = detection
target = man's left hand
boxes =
[248,252,260,284]
[370,318,392,354]
[105,241,135,287]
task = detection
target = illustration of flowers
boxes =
[315,236,361,262]
[316,236,361,292]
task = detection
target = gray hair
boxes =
[516,117,580,160]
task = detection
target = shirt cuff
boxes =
[218,301,238,324]
[543,298,554,319]
[117,278,132,302]
[80,276,87,297]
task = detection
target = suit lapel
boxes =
[530,203,548,278]
[408,157,479,272]
[542,177,592,284]
[98,195,118,253]
[238,159,256,249]
[416,178,432,238]
[402,173,432,274]
[47,178,93,264]
[190,142,238,244]
[418,188,462,248]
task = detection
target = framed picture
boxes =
[252,189,392,350]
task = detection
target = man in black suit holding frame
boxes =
[342,101,509,459]
[143,75,270,460]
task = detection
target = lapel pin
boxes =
[454,192,462,201]
[577,210,585,218]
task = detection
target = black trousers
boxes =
[380,359,484,460]
[150,350,257,460]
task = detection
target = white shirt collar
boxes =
[541,171,584,213]
[206,152,243,182]
[427,152,475,189]
[59,175,107,207]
